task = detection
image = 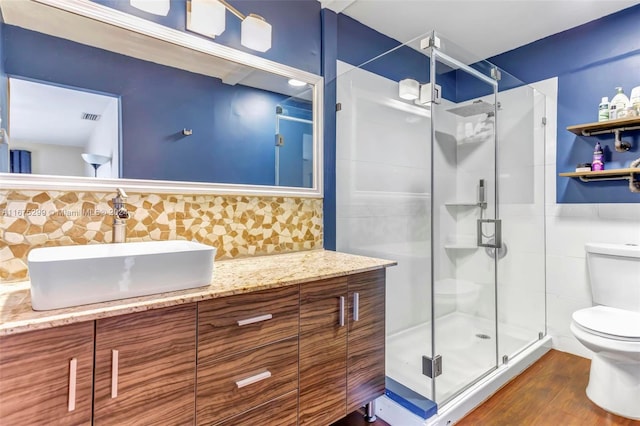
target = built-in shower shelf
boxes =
[559,168,640,183]
[445,201,481,207]
[457,135,490,145]
[443,244,478,250]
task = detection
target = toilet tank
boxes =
[585,243,640,312]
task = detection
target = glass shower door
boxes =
[429,35,500,404]
[275,106,313,188]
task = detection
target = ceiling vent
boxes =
[81,112,101,121]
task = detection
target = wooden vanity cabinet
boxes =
[93,304,197,425]
[0,322,94,426]
[0,267,387,426]
[299,270,386,425]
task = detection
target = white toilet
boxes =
[570,242,640,420]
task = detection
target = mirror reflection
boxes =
[0,0,318,189]
[9,77,120,178]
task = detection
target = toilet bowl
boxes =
[570,306,640,420]
[570,243,640,420]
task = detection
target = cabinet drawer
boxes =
[212,390,298,426]
[198,285,299,362]
[196,336,299,425]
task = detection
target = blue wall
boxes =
[489,5,640,203]
[3,24,312,186]
[93,0,322,75]
[322,9,338,250]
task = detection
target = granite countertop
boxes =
[0,249,396,336]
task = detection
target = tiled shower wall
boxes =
[0,189,323,282]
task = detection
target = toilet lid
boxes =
[572,306,640,340]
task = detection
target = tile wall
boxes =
[0,189,323,283]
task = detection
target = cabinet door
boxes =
[299,277,348,425]
[0,322,94,426]
[347,269,386,412]
[93,304,197,425]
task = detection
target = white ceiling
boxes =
[323,0,639,60]
[9,78,116,147]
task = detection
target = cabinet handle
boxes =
[111,349,119,399]
[353,292,360,322]
[237,313,273,327]
[235,370,271,388]
[339,296,345,327]
[68,358,77,412]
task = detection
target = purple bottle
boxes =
[592,142,604,171]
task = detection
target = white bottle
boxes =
[610,87,630,119]
[598,97,610,122]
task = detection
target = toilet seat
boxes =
[572,306,640,342]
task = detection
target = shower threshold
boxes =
[379,312,551,425]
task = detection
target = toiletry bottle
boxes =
[610,87,630,119]
[630,85,640,114]
[598,97,610,122]
[592,141,604,171]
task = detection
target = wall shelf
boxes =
[559,168,640,183]
[563,117,640,192]
[567,117,640,136]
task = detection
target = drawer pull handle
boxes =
[235,370,271,388]
[353,292,360,322]
[339,296,345,327]
[111,349,119,399]
[68,358,77,412]
[237,314,273,327]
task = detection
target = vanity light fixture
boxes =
[187,0,226,38]
[399,78,420,101]
[187,0,272,52]
[240,13,272,52]
[130,0,170,16]
[288,79,307,87]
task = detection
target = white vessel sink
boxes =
[28,241,216,310]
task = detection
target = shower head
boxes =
[447,100,495,117]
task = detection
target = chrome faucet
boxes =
[112,188,129,243]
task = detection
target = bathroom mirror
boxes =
[0,0,323,196]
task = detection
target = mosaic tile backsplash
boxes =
[0,190,323,283]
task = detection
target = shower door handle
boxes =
[477,219,502,248]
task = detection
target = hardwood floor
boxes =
[333,350,637,426]
[458,349,638,426]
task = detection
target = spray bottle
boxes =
[592,141,604,171]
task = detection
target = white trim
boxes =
[0,173,322,197]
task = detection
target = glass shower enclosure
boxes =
[336,30,546,412]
